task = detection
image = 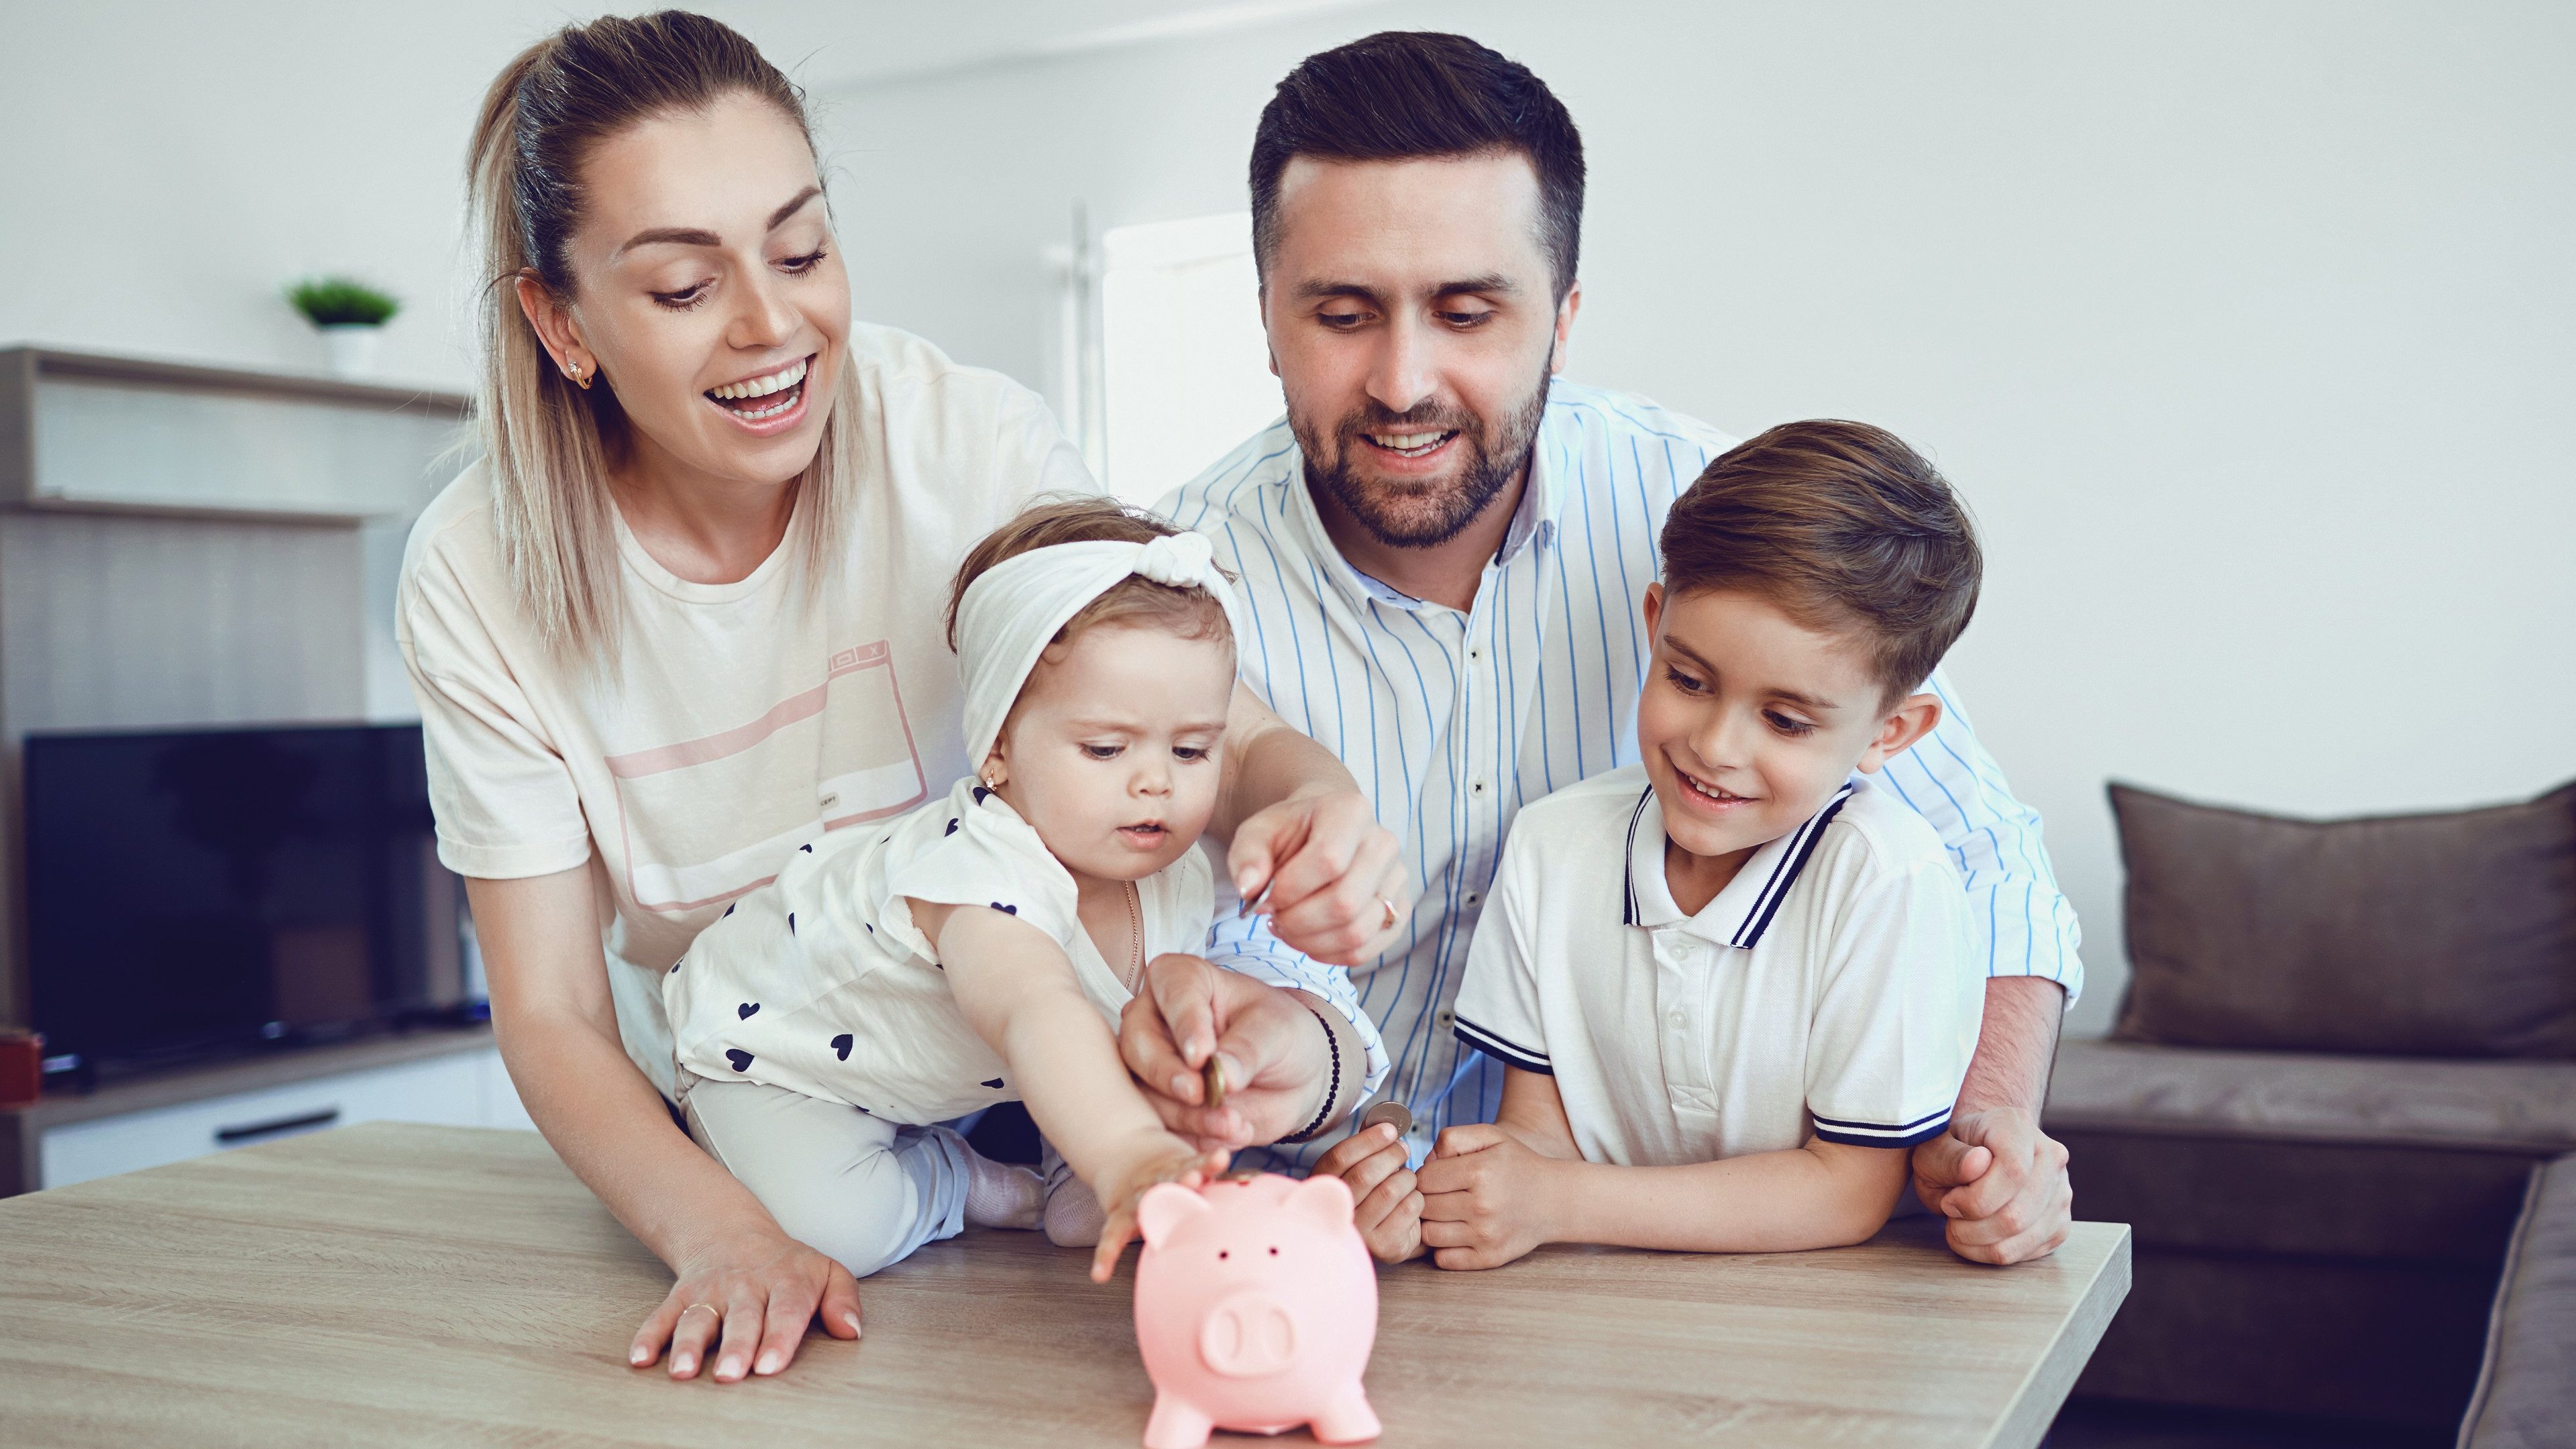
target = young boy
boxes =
[1338,419,1989,1267]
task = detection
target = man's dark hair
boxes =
[1250,32,1585,300]
[1661,421,1984,707]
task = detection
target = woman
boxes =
[402,12,1401,1386]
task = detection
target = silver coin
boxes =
[1358,1099,1412,1139]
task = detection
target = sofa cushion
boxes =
[2047,1040,2576,1154]
[2108,780,2576,1057]
[2050,1126,2539,1264]
[2458,1157,2576,1449]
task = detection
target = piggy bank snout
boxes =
[1197,1290,1297,1379]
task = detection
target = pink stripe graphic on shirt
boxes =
[604,642,891,779]
[610,640,930,916]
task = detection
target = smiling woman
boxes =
[392,9,1399,1394]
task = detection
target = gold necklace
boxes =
[1122,880,1144,994]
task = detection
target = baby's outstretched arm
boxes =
[913,900,1228,1280]
[1417,1067,1911,1269]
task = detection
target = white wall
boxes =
[0,0,1372,386]
[4,3,2569,1032]
[820,1,2576,1034]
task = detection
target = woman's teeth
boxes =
[708,357,806,400]
[722,388,800,421]
[1368,430,1455,458]
[708,358,810,418]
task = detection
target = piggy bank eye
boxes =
[1218,1250,1229,1260]
[1267,1246,1279,1256]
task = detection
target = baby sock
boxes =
[960,1144,1046,1231]
[1041,1150,1108,1248]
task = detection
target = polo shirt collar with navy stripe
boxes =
[1621,780,1859,949]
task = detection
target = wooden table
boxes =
[0,1123,2128,1447]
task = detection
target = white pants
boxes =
[678,1073,971,1278]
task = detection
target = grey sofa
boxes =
[2045,1038,2576,1441]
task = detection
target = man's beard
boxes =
[1295,357,1554,551]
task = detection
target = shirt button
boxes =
[1470,780,1488,796]
[1668,1010,1687,1030]
[1436,1008,1455,1030]
[1464,891,1483,908]
[1468,646,1483,661]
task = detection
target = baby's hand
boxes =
[1089,1131,1231,1282]
[1313,1120,1424,1263]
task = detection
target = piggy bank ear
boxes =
[1287,1172,1356,1230]
[1137,1182,1212,1244]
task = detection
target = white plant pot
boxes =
[318,323,384,379]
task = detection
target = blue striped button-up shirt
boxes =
[1160,380,2084,1167]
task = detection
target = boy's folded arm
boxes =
[1549,1137,1912,1255]
[916,900,1192,1186]
[1492,1064,1583,1160]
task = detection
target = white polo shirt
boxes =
[1452,765,1982,1167]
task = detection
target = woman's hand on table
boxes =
[1416,1124,1560,1271]
[1314,1120,1425,1263]
[630,1230,861,1382]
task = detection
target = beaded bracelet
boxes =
[1276,1002,1343,1144]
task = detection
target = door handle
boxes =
[214,1108,340,1144]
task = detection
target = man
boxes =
[1117,31,2076,1265]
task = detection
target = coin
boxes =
[1201,1055,1226,1110]
[1358,1098,1411,1139]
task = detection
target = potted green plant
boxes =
[286,277,400,378]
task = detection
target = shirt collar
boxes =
[1621,780,1860,949]
[1283,397,1576,614]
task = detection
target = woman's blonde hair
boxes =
[466,9,859,663]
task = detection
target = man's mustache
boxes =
[1334,403,1479,439]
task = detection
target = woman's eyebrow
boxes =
[766,185,822,230]
[616,224,720,257]
[613,186,824,258]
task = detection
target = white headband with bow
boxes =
[953,531,1246,771]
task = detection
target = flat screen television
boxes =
[24,722,476,1080]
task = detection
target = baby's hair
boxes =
[944,495,1237,655]
[1660,421,1981,708]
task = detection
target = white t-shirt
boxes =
[665,776,1214,1124]
[1452,766,1982,1167]
[397,323,1091,1095]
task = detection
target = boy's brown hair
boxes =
[1660,421,1981,707]
[943,496,1236,655]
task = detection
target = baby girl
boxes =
[665,498,1244,1281]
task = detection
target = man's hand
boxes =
[1313,1120,1424,1263]
[1228,787,1409,966]
[1912,1106,2072,1265]
[1416,1124,1560,1271]
[1118,953,1333,1148]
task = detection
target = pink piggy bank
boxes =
[1132,1173,1381,1448]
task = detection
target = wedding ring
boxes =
[1378,896,1400,930]
[680,1302,721,1322]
